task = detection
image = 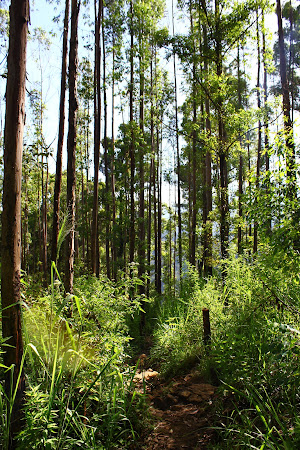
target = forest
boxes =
[0,0,300,448]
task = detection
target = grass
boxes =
[1,245,300,448]
[150,251,300,447]
[0,264,147,449]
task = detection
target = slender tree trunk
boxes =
[138,25,146,333]
[147,56,155,296]
[43,159,49,280]
[253,11,261,254]
[288,0,294,123]
[81,146,85,262]
[276,0,296,197]
[247,136,252,242]
[51,0,70,264]
[129,0,135,269]
[23,167,29,272]
[85,111,90,267]
[147,157,153,297]
[172,0,182,280]
[111,39,117,279]
[102,8,111,279]
[91,0,101,276]
[154,157,158,288]
[215,0,228,263]
[138,35,146,294]
[65,0,80,295]
[237,45,243,255]
[190,4,197,267]
[1,0,29,444]
[157,128,162,294]
[202,22,212,276]
[262,18,271,235]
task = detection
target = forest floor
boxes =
[131,355,223,449]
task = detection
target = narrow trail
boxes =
[132,357,219,449]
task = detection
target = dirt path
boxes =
[133,361,219,449]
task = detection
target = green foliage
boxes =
[151,252,300,447]
[151,266,224,378]
[211,254,300,447]
[0,267,147,449]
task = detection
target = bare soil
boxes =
[132,358,220,449]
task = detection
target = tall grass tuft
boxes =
[0,258,146,448]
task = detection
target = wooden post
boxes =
[202,308,211,348]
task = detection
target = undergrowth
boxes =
[0,265,147,449]
[151,249,300,448]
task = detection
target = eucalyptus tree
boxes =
[276,0,296,199]
[51,0,70,265]
[1,0,29,442]
[102,2,111,279]
[77,57,93,266]
[104,0,125,279]
[175,0,255,269]
[91,0,101,276]
[171,0,183,278]
[65,0,80,295]
[253,8,262,254]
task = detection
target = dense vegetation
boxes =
[1,0,300,448]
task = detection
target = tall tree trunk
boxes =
[42,158,49,280]
[215,0,228,263]
[51,0,70,264]
[147,56,155,296]
[129,0,135,269]
[237,45,243,255]
[172,0,182,279]
[247,136,252,242]
[262,17,271,236]
[190,3,197,267]
[111,38,117,279]
[253,11,261,254]
[1,0,29,444]
[138,24,146,333]
[91,0,101,276]
[65,0,80,295]
[85,109,90,267]
[288,0,294,123]
[276,0,296,198]
[153,156,158,288]
[202,22,212,276]
[147,157,153,297]
[138,31,145,294]
[23,167,29,272]
[102,7,111,279]
[157,127,162,294]
[81,145,85,263]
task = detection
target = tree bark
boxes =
[111,38,117,279]
[91,0,101,276]
[202,21,212,276]
[237,45,243,255]
[138,29,146,294]
[1,0,29,444]
[276,0,296,198]
[51,0,70,264]
[65,0,80,295]
[215,0,228,263]
[102,6,111,279]
[253,11,261,254]
[190,4,197,268]
[262,17,271,236]
[129,0,135,269]
[172,0,182,280]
